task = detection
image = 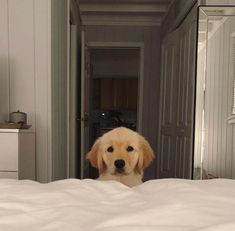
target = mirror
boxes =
[194,6,235,179]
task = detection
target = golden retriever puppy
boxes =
[86,127,154,187]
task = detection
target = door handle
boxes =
[83,112,89,122]
[77,112,89,122]
[77,112,89,127]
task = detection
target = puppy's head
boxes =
[86,127,154,176]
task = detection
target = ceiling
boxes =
[77,0,173,26]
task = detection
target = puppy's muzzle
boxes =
[114,159,125,173]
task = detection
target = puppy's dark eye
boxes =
[126,146,134,152]
[107,146,114,152]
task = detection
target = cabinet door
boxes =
[126,79,138,111]
[100,78,114,109]
[100,78,138,110]
[0,133,18,171]
[113,79,124,109]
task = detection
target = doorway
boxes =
[81,45,144,179]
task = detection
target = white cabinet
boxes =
[0,129,35,180]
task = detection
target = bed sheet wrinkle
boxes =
[96,224,204,231]
[197,222,235,231]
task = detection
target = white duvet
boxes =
[0,178,235,231]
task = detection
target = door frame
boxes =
[86,41,145,134]
[67,0,81,178]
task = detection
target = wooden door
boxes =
[100,78,113,109]
[100,78,138,111]
[113,79,125,109]
[125,79,138,111]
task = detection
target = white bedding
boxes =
[0,178,235,231]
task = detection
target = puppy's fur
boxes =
[86,127,154,187]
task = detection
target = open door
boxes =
[80,29,91,178]
[158,8,197,179]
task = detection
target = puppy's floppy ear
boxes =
[135,137,155,174]
[86,139,99,168]
[86,138,106,174]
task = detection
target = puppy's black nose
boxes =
[114,159,125,169]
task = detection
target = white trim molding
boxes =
[231,32,235,115]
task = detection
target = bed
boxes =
[0,178,235,231]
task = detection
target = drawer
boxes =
[0,133,18,171]
[0,171,18,179]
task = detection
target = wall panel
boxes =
[0,0,10,122]
[51,0,68,180]
[8,0,35,126]
[34,0,51,182]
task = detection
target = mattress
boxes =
[0,178,235,231]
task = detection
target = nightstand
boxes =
[0,129,35,180]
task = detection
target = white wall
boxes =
[91,49,139,78]
[0,0,69,182]
[0,0,10,122]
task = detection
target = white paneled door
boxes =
[158,29,180,178]
[158,7,197,179]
